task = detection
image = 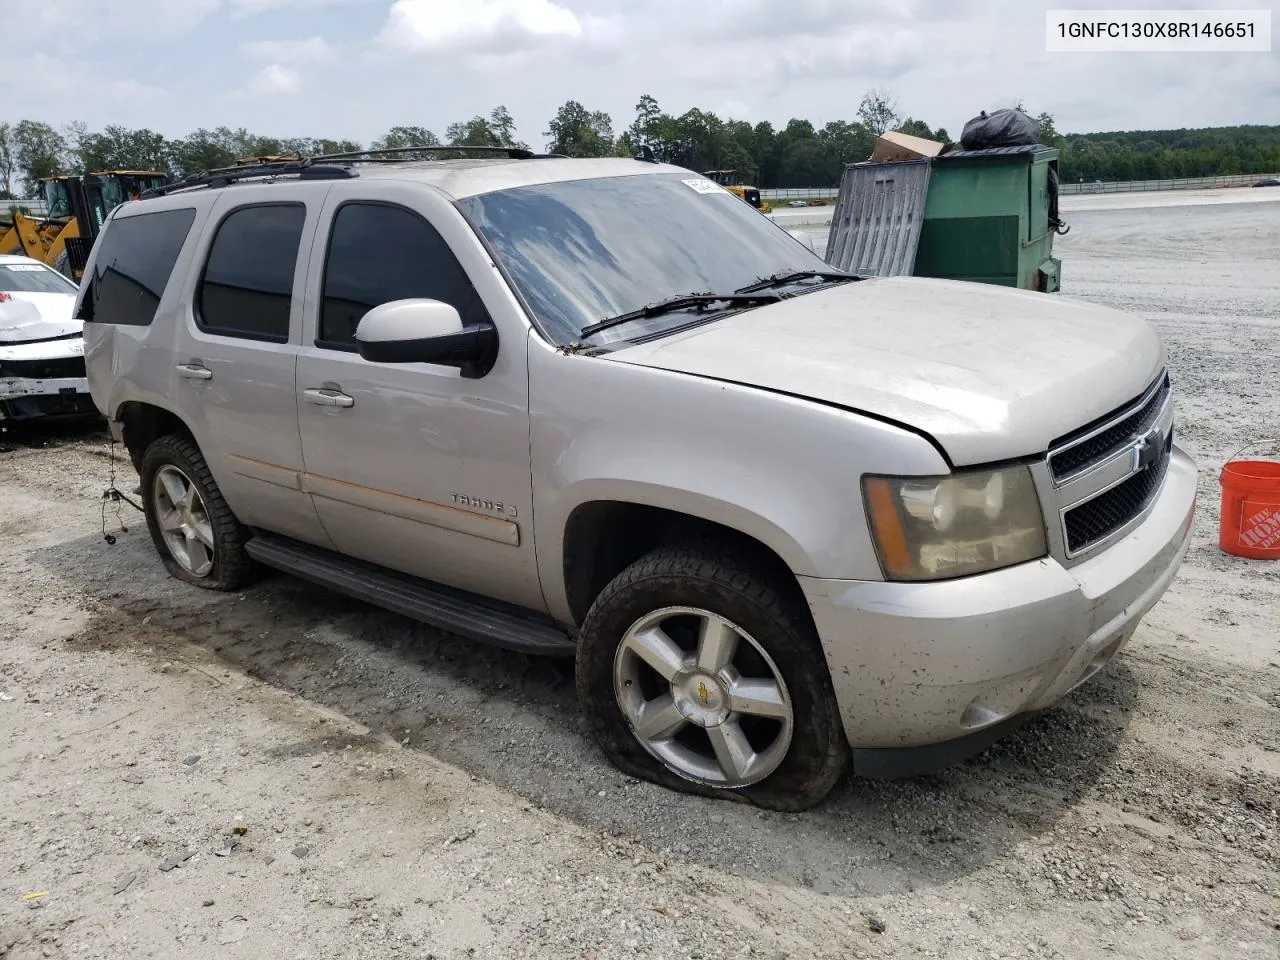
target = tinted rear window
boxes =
[85,208,196,326]
[197,203,305,342]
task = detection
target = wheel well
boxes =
[562,502,808,626]
[117,403,194,473]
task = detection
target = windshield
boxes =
[456,172,832,346]
[100,177,127,210]
[0,261,79,294]
[42,181,70,219]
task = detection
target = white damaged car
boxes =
[0,254,97,423]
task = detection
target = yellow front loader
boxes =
[703,170,772,213]
[0,170,169,279]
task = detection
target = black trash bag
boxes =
[960,108,1042,150]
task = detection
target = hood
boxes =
[607,276,1165,466]
[0,292,81,344]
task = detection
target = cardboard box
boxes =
[869,130,945,163]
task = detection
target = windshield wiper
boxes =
[734,269,854,294]
[579,292,781,340]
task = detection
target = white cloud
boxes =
[247,64,302,94]
[228,0,376,15]
[380,0,581,51]
[241,36,335,63]
[9,0,222,39]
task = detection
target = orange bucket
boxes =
[1218,439,1280,559]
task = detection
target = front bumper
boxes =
[0,376,95,421]
[801,444,1197,752]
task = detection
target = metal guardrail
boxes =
[1059,172,1278,194]
[765,173,1279,200]
[760,188,840,201]
[4,199,49,217]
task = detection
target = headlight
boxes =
[862,465,1047,581]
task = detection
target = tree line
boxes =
[2,91,1277,198]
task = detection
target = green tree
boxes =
[371,126,441,150]
[819,120,876,172]
[629,94,663,146]
[752,121,781,189]
[12,120,68,193]
[73,124,172,173]
[778,139,832,187]
[1036,112,1064,148]
[170,128,240,174]
[447,106,528,150]
[0,123,16,198]
[857,89,899,136]
[544,101,615,157]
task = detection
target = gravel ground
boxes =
[2,191,1278,960]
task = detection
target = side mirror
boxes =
[355,299,497,378]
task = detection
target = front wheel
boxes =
[576,544,849,811]
[140,434,252,590]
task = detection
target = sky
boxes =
[3,0,1277,147]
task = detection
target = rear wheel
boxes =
[576,544,849,810]
[140,434,252,590]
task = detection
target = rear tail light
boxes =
[0,292,11,301]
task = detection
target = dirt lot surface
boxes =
[2,192,1278,960]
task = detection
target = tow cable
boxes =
[101,437,144,545]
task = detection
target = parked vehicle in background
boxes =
[79,149,1196,810]
[0,254,96,424]
[1252,177,1280,187]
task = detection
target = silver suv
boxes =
[78,151,1196,810]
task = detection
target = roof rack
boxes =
[311,145,557,162]
[140,159,353,198]
[139,144,566,199]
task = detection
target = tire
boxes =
[576,543,849,811]
[140,434,253,591]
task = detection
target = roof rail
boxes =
[138,144,567,199]
[140,159,355,198]
[310,145,554,162]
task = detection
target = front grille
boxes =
[1063,432,1172,553]
[0,356,86,381]
[1049,372,1171,480]
[0,391,96,421]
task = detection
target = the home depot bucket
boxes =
[1218,439,1280,559]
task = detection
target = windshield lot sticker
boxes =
[3,265,46,272]
[681,178,727,195]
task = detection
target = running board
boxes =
[244,532,577,657]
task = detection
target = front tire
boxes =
[140,434,252,590]
[576,544,849,811]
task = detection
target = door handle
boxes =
[176,363,212,380]
[303,388,354,409]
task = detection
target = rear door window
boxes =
[197,203,306,342]
[83,207,196,325]
[317,202,489,349]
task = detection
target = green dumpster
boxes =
[913,144,1063,292]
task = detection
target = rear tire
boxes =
[140,434,253,591]
[576,543,849,811]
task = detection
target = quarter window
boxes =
[198,203,306,342]
[318,202,489,348]
[82,207,196,325]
